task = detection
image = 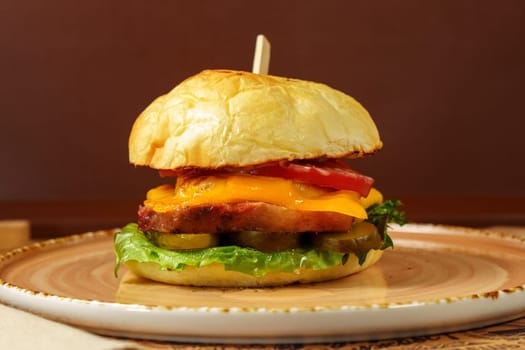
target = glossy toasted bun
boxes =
[129,69,382,170]
[123,249,383,287]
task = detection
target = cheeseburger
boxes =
[114,69,405,287]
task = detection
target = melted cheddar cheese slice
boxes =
[144,175,383,219]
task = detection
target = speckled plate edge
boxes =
[1,224,525,344]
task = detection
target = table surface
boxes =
[2,225,525,349]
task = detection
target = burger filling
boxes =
[114,160,405,277]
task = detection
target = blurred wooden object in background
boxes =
[0,220,30,251]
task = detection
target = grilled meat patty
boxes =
[138,201,353,234]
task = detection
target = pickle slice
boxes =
[229,231,301,252]
[146,231,219,250]
[312,222,382,253]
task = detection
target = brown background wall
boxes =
[1,0,524,235]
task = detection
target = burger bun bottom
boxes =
[124,249,384,287]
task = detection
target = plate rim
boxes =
[2,223,525,343]
[1,223,525,313]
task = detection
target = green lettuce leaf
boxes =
[351,200,406,265]
[114,223,349,277]
[366,199,406,251]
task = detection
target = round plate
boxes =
[1,224,525,343]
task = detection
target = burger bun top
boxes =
[129,69,382,170]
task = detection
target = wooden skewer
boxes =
[252,34,271,74]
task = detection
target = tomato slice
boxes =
[159,160,374,197]
[249,160,374,197]
[159,169,182,177]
